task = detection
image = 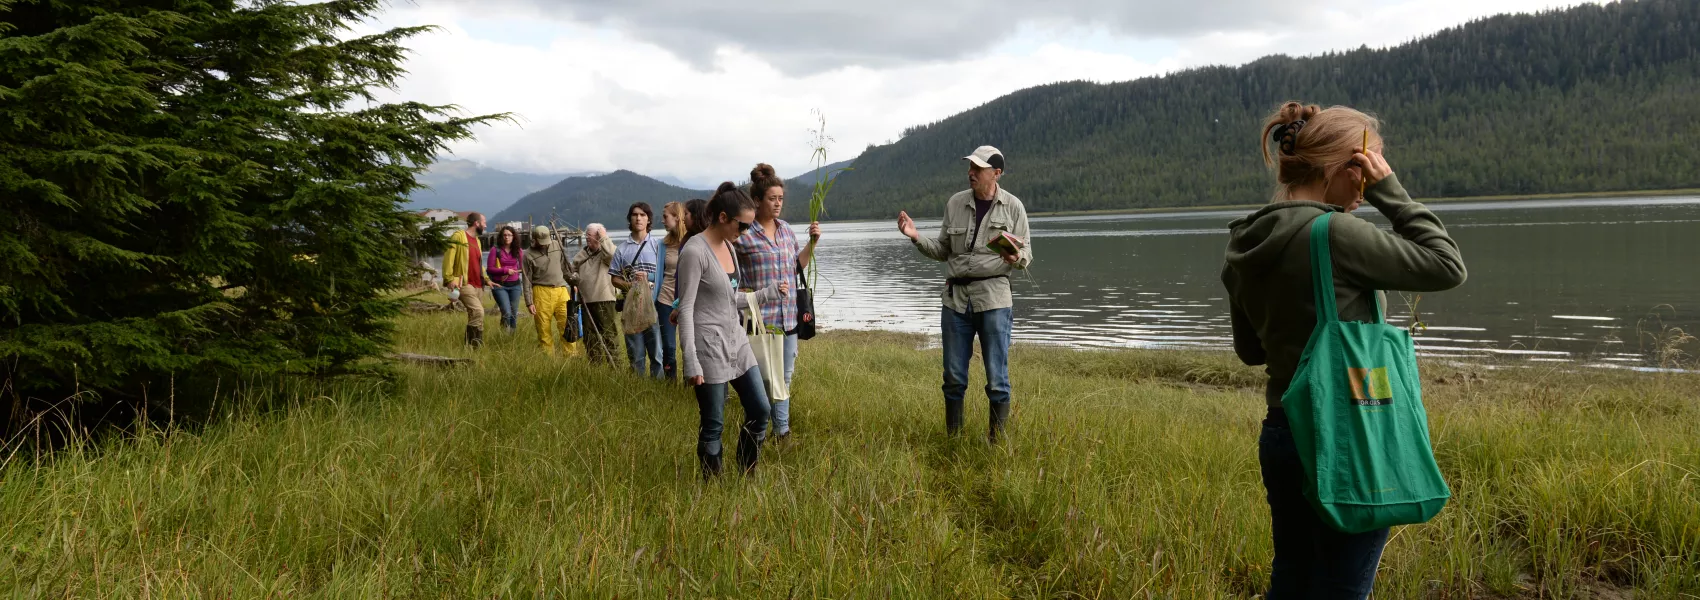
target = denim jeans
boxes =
[942,307,1012,428]
[655,302,678,380]
[624,324,662,378]
[490,281,523,330]
[694,366,770,475]
[1260,409,1389,599]
[769,333,799,435]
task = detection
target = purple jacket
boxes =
[486,247,522,284]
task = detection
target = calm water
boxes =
[804,196,1700,369]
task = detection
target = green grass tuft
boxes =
[1,313,1695,597]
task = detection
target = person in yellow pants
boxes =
[522,225,583,357]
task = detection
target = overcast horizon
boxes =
[364,0,1601,188]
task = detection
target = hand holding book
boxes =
[987,231,1025,265]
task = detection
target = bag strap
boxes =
[795,258,811,291]
[1307,211,1385,326]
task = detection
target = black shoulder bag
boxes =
[789,259,816,340]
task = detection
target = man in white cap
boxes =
[897,145,1033,442]
[522,225,581,356]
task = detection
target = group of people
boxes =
[438,164,824,474]
[437,100,1466,599]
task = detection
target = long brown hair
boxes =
[682,198,709,244]
[662,201,688,246]
[1260,101,1382,201]
[496,225,521,257]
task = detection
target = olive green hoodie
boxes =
[1221,174,1467,408]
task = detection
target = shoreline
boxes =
[812,187,1700,223]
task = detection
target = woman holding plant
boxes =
[735,163,820,442]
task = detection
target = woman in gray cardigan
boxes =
[678,183,789,477]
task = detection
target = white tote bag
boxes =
[743,292,791,402]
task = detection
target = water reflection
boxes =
[804,196,1700,367]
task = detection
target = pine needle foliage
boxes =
[0,0,508,426]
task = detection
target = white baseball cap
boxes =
[962,146,1005,170]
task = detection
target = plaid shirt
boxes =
[735,220,800,331]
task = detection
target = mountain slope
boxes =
[822,0,1700,220]
[406,159,593,216]
[779,158,856,221]
[492,170,705,228]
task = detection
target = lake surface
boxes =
[803,196,1700,370]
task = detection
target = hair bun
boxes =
[751,163,777,184]
[715,181,738,196]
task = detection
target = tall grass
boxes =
[0,312,1696,598]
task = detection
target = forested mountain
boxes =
[406,159,589,216]
[816,0,1700,221]
[491,170,705,227]
[787,159,856,190]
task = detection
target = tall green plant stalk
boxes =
[804,111,851,286]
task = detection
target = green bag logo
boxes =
[1348,367,1394,406]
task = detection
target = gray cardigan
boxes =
[677,235,780,384]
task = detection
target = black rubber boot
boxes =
[466,325,484,348]
[945,397,965,435]
[698,451,723,479]
[988,402,1011,444]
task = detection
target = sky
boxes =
[362,0,1600,188]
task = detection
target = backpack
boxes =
[1282,211,1451,534]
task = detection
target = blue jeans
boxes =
[770,333,798,435]
[1260,409,1389,599]
[694,366,770,475]
[655,302,678,380]
[625,325,662,378]
[942,307,1012,431]
[490,280,523,330]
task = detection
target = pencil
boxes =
[1359,128,1369,196]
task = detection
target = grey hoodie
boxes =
[1221,174,1468,407]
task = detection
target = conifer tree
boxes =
[0,0,505,428]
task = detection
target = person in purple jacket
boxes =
[486,226,525,333]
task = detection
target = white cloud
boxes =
[360,0,1598,186]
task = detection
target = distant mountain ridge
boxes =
[820,0,1700,220]
[492,170,707,228]
[407,159,597,216]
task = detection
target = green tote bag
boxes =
[1281,212,1450,534]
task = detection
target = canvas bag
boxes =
[743,292,791,402]
[1282,212,1450,534]
[618,240,659,332]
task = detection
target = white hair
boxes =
[586,223,606,236]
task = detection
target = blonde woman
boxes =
[656,201,689,380]
[1222,101,1466,598]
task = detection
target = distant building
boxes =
[419,208,458,223]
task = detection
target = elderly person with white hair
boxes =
[571,222,621,364]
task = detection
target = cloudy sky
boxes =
[365,0,1597,187]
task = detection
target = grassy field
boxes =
[1,311,1697,598]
